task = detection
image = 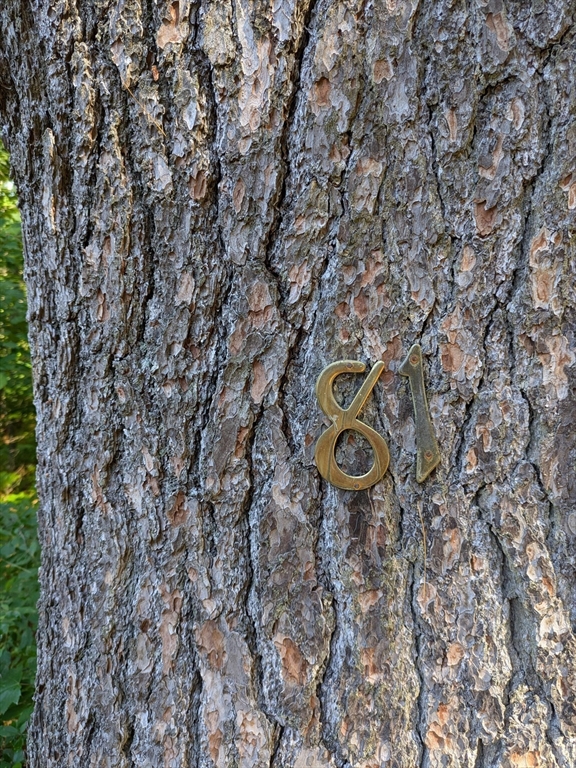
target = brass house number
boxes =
[314,344,440,490]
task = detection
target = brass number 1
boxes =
[398,344,440,482]
[314,361,390,491]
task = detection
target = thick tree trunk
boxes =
[1,0,576,765]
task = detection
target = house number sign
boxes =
[314,344,440,490]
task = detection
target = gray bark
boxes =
[1,0,576,765]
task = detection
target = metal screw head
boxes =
[410,354,419,365]
[424,450,433,461]
[354,482,360,490]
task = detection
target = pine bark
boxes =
[1,0,576,766]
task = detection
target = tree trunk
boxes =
[1,0,576,765]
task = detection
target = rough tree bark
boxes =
[1,0,576,765]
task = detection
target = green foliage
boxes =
[0,145,35,495]
[0,144,38,767]
[0,494,38,768]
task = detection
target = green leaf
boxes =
[0,670,21,715]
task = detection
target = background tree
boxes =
[1,1,576,766]
[0,143,35,492]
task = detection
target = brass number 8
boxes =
[314,360,390,491]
